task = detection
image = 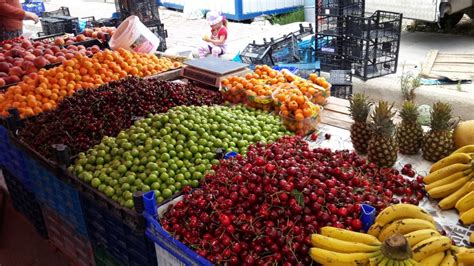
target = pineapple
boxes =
[397,101,423,155]
[422,102,455,162]
[349,93,373,154]
[368,101,398,168]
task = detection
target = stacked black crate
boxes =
[345,11,402,80]
[315,0,364,71]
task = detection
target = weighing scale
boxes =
[181,57,250,88]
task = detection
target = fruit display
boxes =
[221,65,330,110]
[160,136,426,264]
[422,101,455,162]
[349,93,373,154]
[0,35,103,86]
[397,101,423,155]
[310,229,419,265]
[422,145,474,220]
[18,77,223,161]
[368,101,398,168]
[83,27,116,41]
[273,84,322,136]
[0,48,182,118]
[70,105,291,207]
[454,120,474,149]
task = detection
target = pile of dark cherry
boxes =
[161,136,425,265]
[18,77,223,161]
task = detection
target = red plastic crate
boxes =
[42,206,95,266]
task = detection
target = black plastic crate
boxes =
[317,53,351,72]
[316,15,345,36]
[317,0,365,17]
[115,0,160,24]
[266,34,300,64]
[52,15,80,34]
[40,17,66,35]
[41,6,70,18]
[346,11,402,40]
[2,168,48,239]
[351,58,398,80]
[240,41,274,66]
[328,70,353,99]
[32,32,66,42]
[146,22,168,52]
[81,194,157,266]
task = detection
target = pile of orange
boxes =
[308,73,331,104]
[0,48,182,118]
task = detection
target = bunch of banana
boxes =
[368,204,436,241]
[455,190,474,225]
[451,246,474,265]
[310,227,418,265]
[423,147,474,210]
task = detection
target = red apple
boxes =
[0,62,9,73]
[34,56,49,68]
[9,66,23,76]
[0,78,5,87]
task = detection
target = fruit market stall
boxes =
[1,22,474,265]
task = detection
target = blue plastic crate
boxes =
[26,158,88,237]
[22,1,46,17]
[0,125,8,168]
[144,193,212,266]
[81,195,157,266]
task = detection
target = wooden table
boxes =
[320,97,353,130]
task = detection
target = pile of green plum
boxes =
[69,105,292,208]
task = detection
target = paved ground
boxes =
[22,1,474,119]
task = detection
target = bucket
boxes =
[304,5,315,23]
[109,15,160,54]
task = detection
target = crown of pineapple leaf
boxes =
[399,101,420,123]
[371,101,396,136]
[349,93,373,123]
[430,102,453,131]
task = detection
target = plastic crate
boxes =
[52,15,80,34]
[42,205,95,266]
[81,195,158,266]
[2,168,48,239]
[144,194,212,266]
[267,34,300,64]
[328,70,353,99]
[41,6,70,17]
[316,15,345,36]
[146,22,168,52]
[240,41,274,66]
[22,1,45,17]
[40,17,67,35]
[317,0,365,17]
[115,0,160,24]
[346,11,402,40]
[94,246,124,266]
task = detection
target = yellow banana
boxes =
[424,163,472,184]
[419,251,445,265]
[470,231,474,246]
[456,191,474,213]
[378,218,436,242]
[425,171,472,191]
[368,222,384,237]
[440,250,456,266]
[427,175,471,199]
[309,247,377,265]
[452,246,468,254]
[404,258,420,266]
[431,153,473,173]
[456,248,474,264]
[369,254,385,266]
[439,181,474,210]
[387,260,395,266]
[459,207,474,225]
[453,145,474,155]
[311,234,381,253]
[320,226,381,246]
[404,229,441,247]
[412,236,452,262]
[374,204,435,227]
[378,257,389,266]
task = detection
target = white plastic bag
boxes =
[109,16,160,54]
[183,0,204,20]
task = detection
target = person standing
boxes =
[0,0,39,42]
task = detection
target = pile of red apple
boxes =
[0,36,101,87]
